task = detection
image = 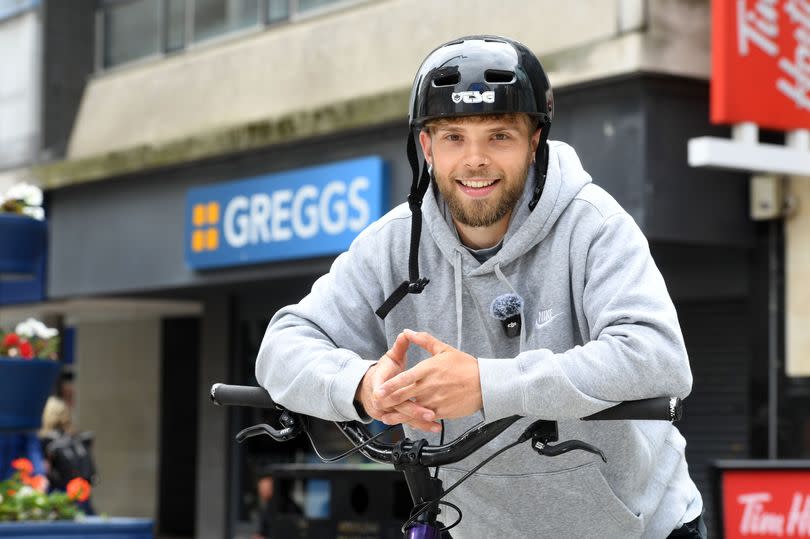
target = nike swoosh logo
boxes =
[535,312,562,330]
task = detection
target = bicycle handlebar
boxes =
[581,396,682,421]
[210,383,681,421]
[211,383,682,466]
[211,383,280,410]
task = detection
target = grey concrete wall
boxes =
[787,179,810,376]
[195,294,230,539]
[74,318,161,519]
[66,0,711,159]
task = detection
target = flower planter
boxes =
[0,215,47,276]
[0,358,60,431]
[0,517,153,538]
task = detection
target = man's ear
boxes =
[530,127,543,156]
[418,130,433,167]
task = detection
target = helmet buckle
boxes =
[408,278,430,294]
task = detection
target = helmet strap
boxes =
[375,130,431,319]
[528,123,550,211]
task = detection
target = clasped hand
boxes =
[355,329,483,432]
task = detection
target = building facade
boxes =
[1,1,807,537]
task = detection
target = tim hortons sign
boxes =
[712,0,810,130]
[721,470,810,537]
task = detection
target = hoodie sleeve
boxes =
[255,228,388,422]
[478,212,692,421]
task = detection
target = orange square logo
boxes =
[207,202,220,224]
[192,230,205,252]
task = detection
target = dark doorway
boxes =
[158,317,201,537]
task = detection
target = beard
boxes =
[434,161,530,228]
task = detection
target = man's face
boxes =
[419,114,541,228]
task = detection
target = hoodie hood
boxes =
[419,140,594,351]
[422,140,593,276]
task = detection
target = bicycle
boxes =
[211,383,683,538]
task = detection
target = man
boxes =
[256,35,705,538]
[252,473,274,539]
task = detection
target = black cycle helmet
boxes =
[376,35,554,319]
[409,36,553,129]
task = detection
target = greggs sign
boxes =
[720,469,810,537]
[185,157,387,269]
[712,0,810,130]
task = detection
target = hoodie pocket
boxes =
[440,462,643,538]
[581,463,644,534]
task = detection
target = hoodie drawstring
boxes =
[453,249,464,350]
[494,263,526,350]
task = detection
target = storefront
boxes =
[43,120,410,537]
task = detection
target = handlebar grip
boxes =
[210,383,278,409]
[581,397,682,422]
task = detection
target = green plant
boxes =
[0,459,89,522]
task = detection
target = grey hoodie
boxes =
[256,140,703,538]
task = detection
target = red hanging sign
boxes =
[711,0,810,130]
[721,470,810,537]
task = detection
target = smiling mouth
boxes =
[454,178,501,198]
[456,178,500,188]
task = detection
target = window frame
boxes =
[94,0,371,73]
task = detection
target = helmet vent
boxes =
[485,70,515,84]
[432,72,460,87]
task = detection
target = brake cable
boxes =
[401,437,525,533]
[304,422,399,463]
[433,419,445,479]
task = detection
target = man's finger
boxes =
[379,412,441,432]
[370,397,432,420]
[375,367,422,399]
[403,329,449,356]
[385,331,411,365]
[388,400,435,422]
[379,382,428,409]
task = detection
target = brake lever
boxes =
[519,419,607,463]
[532,439,607,463]
[235,411,304,443]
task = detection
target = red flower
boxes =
[11,458,33,476]
[2,333,20,347]
[66,477,91,502]
[18,341,33,359]
[22,474,48,492]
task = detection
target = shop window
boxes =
[102,0,161,67]
[0,0,28,10]
[193,0,259,43]
[0,0,36,20]
[298,0,343,11]
[165,0,186,51]
[98,0,367,70]
[266,0,288,23]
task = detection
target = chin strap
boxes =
[376,130,431,320]
[528,122,551,211]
